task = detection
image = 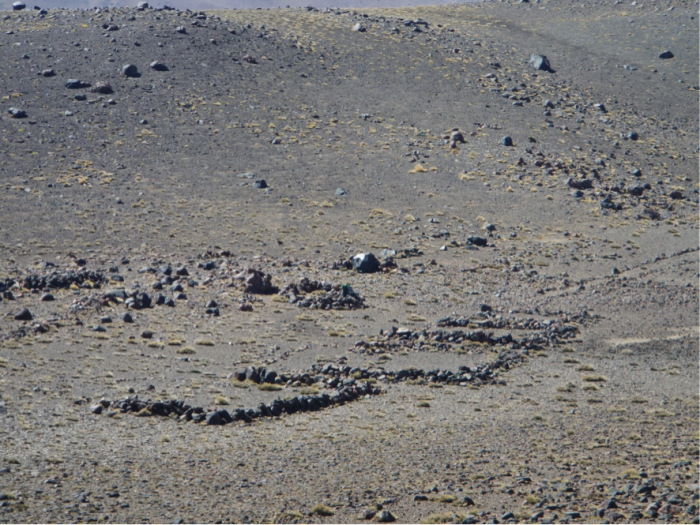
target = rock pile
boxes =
[91,381,380,425]
[233,267,276,294]
[21,270,106,290]
[279,279,366,310]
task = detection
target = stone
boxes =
[501,512,514,520]
[450,130,466,148]
[65,79,88,89]
[150,61,168,71]
[12,1,26,9]
[121,64,138,77]
[501,136,513,146]
[627,131,639,140]
[245,366,260,383]
[14,308,32,321]
[466,235,488,247]
[461,496,475,506]
[8,108,27,119]
[253,179,267,189]
[141,330,153,339]
[377,510,395,522]
[234,268,274,294]
[659,50,674,59]
[205,411,223,425]
[336,187,347,196]
[175,26,187,34]
[40,293,54,301]
[352,252,380,273]
[120,312,134,323]
[529,54,551,71]
[628,185,644,196]
[352,23,366,32]
[413,494,428,501]
[90,404,103,414]
[41,69,55,77]
[93,81,113,94]
[137,1,149,9]
[669,190,684,200]
[631,168,642,177]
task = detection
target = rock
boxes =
[483,223,496,232]
[175,26,187,34]
[65,79,88,89]
[74,93,87,101]
[205,411,223,425]
[352,252,380,273]
[12,1,26,9]
[100,316,112,323]
[377,510,395,522]
[141,330,153,339]
[121,64,138,77]
[150,61,168,71]
[239,303,253,312]
[628,185,644,196]
[120,312,134,323]
[41,69,55,77]
[93,81,112,94]
[466,235,488,247]
[8,108,27,119]
[253,179,267,189]
[90,404,103,414]
[501,512,514,520]
[501,136,513,146]
[626,131,639,140]
[14,308,32,321]
[659,50,674,59]
[242,55,257,64]
[413,494,428,501]
[530,511,544,520]
[631,168,642,177]
[567,178,593,190]
[245,366,260,383]
[263,370,277,384]
[529,54,551,71]
[234,268,274,294]
[137,1,149,9]
[669,190,684,200]
[449,130,466,148]
[352,23,366,32]
[336,187,347,196]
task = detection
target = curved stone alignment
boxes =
[91,381,380,425]
[89,350,526,425]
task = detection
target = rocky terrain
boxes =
[0,0,698,523]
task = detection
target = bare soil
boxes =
[0,1,698,524]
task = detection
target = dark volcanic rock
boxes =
[14,308,33,321]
